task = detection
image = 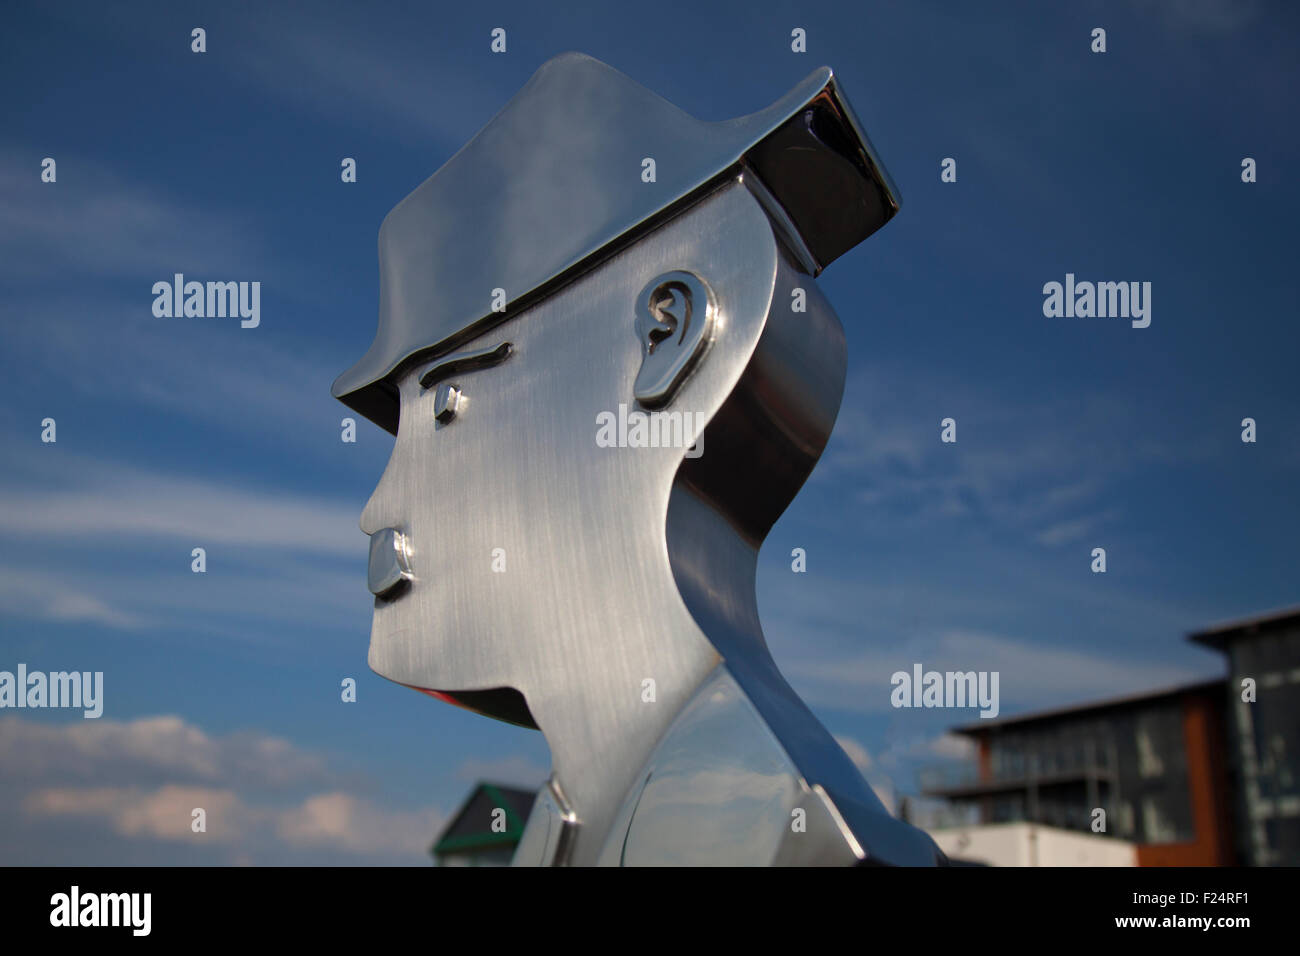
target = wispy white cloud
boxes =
[1033,509,1119,547]
[0,146,378,464]
[2,293,380,460]
[0,570,144,629]
[0,558,369,639]
[0,450,360,558]
[813,363,1216,548]
[275,791,441,855]
[859,730,976,773]
[23,784,442,859]
[0,714,331,789]
[33,5,507,150]
[1135,0,1263,33]
[0,151,259,282]
[24,785,253,843]
[0,436,372,637]
[234,17,507,148]
[784,628,1211,718]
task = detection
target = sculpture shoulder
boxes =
[596,667,873,865]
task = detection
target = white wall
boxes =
[929,822,1136,866]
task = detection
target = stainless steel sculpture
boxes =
[334,53,945,865]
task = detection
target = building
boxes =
[430,782,536,866]
[1190,607,1300,866]
[921,606,1300,866]
[920,680,1235,865]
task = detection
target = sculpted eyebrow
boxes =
[418,341,512,390]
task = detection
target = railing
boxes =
[920,739,1117,793]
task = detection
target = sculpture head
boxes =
[333,53,899,742]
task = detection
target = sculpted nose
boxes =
[359,450,398,537]
[359,491,383,538]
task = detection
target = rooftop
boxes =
[430,781,537,859]
[1187,605,1300,651]
[948,678,1223,736]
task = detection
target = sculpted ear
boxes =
[633,270,716,408]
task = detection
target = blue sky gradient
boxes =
[1,0,1297,863]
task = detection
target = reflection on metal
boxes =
[513,779,578,867]
[367,527,411,598]
[337,54,945,865]
[417,341,512,391]
[331,52,898,434]
[598,667,823,865]
[633,271,716,409]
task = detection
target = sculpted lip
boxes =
[368,528,412,597]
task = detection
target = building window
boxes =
[1141,796,1180,843]
[1136,714,1166,778]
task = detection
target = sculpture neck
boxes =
[521,644,720,865]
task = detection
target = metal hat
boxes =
[333,52,899,433]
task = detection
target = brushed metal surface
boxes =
[361,181,771,863]
[332,52,900,434]
[632,270,717,408]
[353,178,943,864]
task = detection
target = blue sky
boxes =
[1,0,1297,863]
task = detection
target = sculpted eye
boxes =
[417,341,512,423]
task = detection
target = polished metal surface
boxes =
[596,666,809,866]
[595,666,933,865]
[417,342,512,392]
[331,52,900,434]
[633,270,716,408]
[366,527,411,598]
[432,383,460,423]
[513,780,578,867]
[336,57,943,865]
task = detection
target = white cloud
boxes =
[1033,509,1118,547]
[0,438,374,637]
[25,785,251,843]
[927,732,976,761]
[0,558,369,639]
[275,792,442,855]
[25,784,442,858]
[0,151,258,281]
[3,715,442,863]
[3,297,372,460]
[0,715,330,789]
[0,572,144,629]
[0,451,360,558]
